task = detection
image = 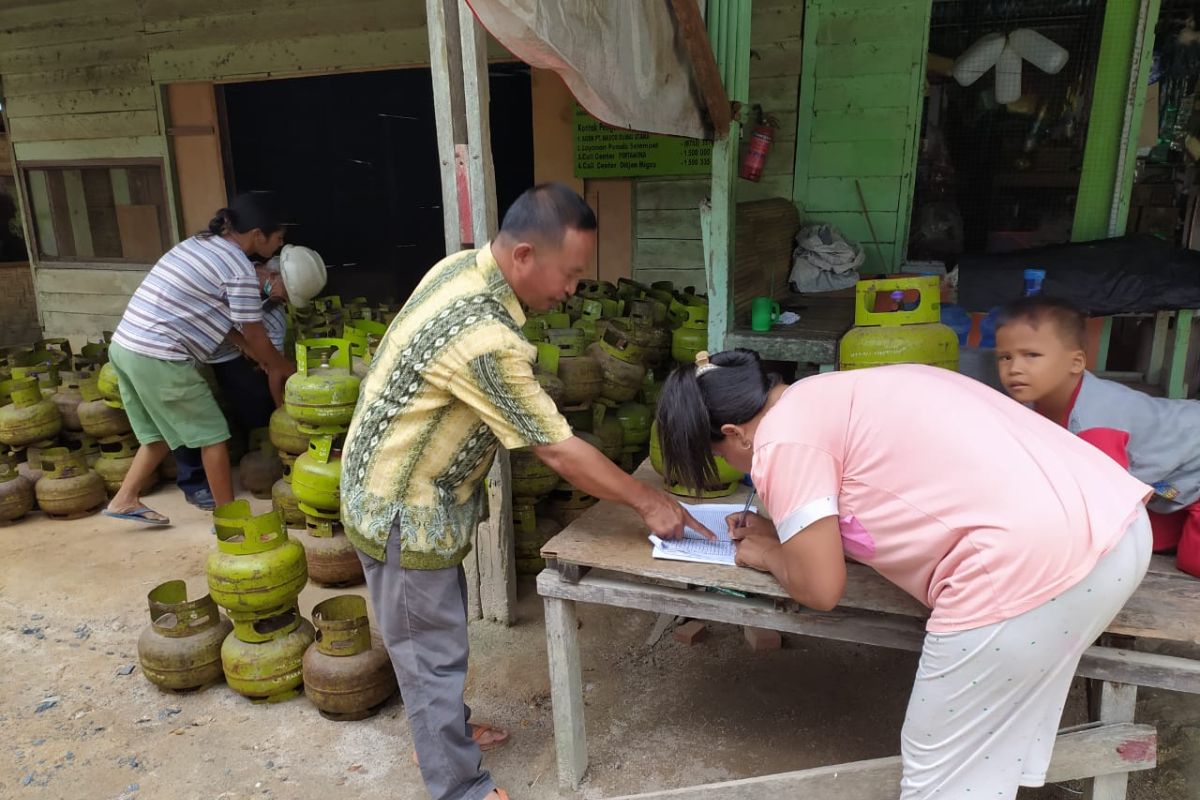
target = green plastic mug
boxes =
[751,297,781,332]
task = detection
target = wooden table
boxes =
[538,462,1200,798]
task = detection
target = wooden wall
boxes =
[632,0,804,292]
[791,0,931,273]
[0,0,507,339]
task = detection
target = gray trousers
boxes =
[357,526,495,800]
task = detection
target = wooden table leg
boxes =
[1084,681,1138,800]
[545,595,587,789]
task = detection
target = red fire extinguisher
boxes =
[739,106,778,183]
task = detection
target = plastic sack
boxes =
[789,224,864,293]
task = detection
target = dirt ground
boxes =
[1,486,1197,800]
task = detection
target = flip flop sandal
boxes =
[412,723,511,765]
[496,791,510,800]
[102,506,170,526]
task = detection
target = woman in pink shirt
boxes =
[656,349,1151,799]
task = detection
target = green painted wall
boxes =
[791,0,932,273]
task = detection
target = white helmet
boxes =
[279,244,327,307]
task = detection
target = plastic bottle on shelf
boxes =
[979,267,1046,347]
[1023,268,1046,296]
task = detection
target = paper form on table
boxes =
[647,503,756,566]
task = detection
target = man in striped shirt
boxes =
[104,193,297,526]
[173,251,324,509]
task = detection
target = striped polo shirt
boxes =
[207,303,287,364]
[113,235,262,362]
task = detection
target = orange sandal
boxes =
[411,723,511,765]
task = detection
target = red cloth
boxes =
[1075,426,1200,576]
[1150,503,1200,577]
[1076,428,1131,470]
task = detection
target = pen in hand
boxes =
[736,488,757,530]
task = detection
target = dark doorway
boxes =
[221,64,533,304]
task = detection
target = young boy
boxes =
[994,295,1200,577]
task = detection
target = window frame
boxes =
[19,158,172,269]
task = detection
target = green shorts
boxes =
[107,341,230,450]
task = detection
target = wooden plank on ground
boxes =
[607,722,1155,799]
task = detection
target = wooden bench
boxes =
[538,462,1200,798]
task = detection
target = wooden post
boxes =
[426,0,468,255]
[482,449,516,624]
[457,0,513,623]
[458,0,498,247]
[1084,681,1139,800]
[545,596,587,789]
[1147,311,1171,387]
[704,0,751,353]
[1074,0,1160,241]
[1167,309,1195,399]
[463,532,483,621]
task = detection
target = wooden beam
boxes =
[668,0,731,139]
[458,0,498,246]
[609,722,1155,799]
[537,570,1200,694]
[426,0,468,255]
